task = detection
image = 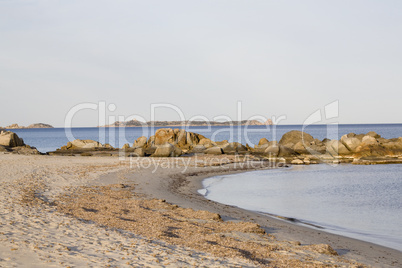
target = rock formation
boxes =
[48,128,402,164]
[0,131,25,147]
[0,130,40,155]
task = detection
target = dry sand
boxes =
[0,153,400,267]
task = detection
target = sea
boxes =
[6,124,402,251]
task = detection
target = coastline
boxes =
[93,157,402,267]
[1,154,401,267]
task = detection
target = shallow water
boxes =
[200,164,402,251]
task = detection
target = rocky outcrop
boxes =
[46,128,402,163]
[279,130,315,148]
[66,139,103,149]
[0,131,40,155]
[0,131,25,147]
[49,139,117,156]
[147,128,206,157]
[133,136,147,148]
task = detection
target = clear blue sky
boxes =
[1,0,401,127]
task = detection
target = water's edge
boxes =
[198,165,402,252]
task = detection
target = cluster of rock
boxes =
[4,123,53,129]
[0,131,40,155]
[49,128,402,164]
[131,128,249,157]
[250,130,402,164]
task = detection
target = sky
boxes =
[1,0,401,127]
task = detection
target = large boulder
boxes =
[131,147,145,157]
[293,141,308,154]
[205,147,224,155]
[175,129,187,148]
[198,138,214,148]
[153,128,205,150]
[154,128,176,146]
[264,144,280,157]
[151,144,182,157]
[191,145,207,154]
[214,140,229,148]
[66,139,102,149]
[381,138,402,153]
[366,131,381,139]
[186,131,205,146]
[277,145,298,157]
[258,138,269,146]
[122,143,130,149]
[326,140,351,156]
[0,131,25,147]
[253,143,269,153]
[147,136,155,147]
[133,136,147,148]
[361,135,378,145]
[340,135,361,152]
[222,142,248,154]
[279,130,315,149]
[144,146,157,156]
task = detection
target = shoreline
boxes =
[1,154,401,267]
[103,160,402,267]
[196,164,402,252]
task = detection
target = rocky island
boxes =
[100,119,273,127]
[5,123,54,129]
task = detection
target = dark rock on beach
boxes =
[0,130,40,155]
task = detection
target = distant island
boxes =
[5,123,54,129]
[100,119,273,128]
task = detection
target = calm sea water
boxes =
[7,124,402,153]
[200,164,402,251]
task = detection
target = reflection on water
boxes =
[201,164,402,251]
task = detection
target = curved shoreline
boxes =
[198,165,402,252]
[113,161,402,267]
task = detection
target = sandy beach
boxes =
[0,154,401,267]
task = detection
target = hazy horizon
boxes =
[1,1,401,127]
